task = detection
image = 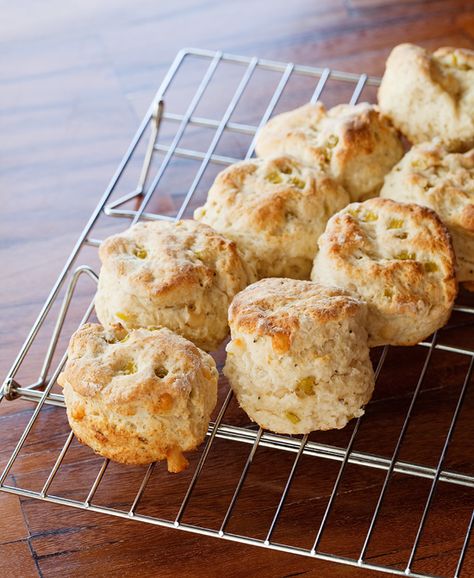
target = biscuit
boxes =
[381,141,474,286]
[194,156,349,279]
[224,278,374,434]
[255,102,404,201]
[311,198,457,346]
[57,324,218,473]
[378,44,474,148]
[95,220,254,351]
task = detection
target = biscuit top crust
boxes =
[325,102,395,160]
[431,46,474,101]
[434,46,474,72]
[229,278,365,351]
[381,44,474,97]
[397,43,474,76]
[407,44,474,103]
[255,101,403,199]
[382,142,474,233]
[57,324,217,414]
[317,198,458,310]
[195,155,348,235]
[98,220,251,304]
[255,101,402,169]
[378,44,474,147]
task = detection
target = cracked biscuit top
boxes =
[378,43,474,148]
[194,155,349,279]
[312,197,457,346]
[95,219,254,351]
[381,141,474,285]
[58,324,218,472]
[255,101,403,200]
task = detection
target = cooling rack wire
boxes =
[1,47,473,578]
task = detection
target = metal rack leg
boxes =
[0,299,95,486]
[105,100,164,215]
[38,266,98,388]
[131,52,224,225]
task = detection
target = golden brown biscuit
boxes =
[224,278,374,434]
[194,155,349,279]
[311,198,457,346]
[255,102,403,200]
[378,44,474,148]
[95,220,254,351]
[381,141,474,286]
[58,324,218,473]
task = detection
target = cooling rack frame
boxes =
[1,47,473,578]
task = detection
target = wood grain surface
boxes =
[1,1,474,577]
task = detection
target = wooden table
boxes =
[1,1,474,576]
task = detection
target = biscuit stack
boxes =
[378,44,474,289]
[60,220,254,472]
[59,43,472,468]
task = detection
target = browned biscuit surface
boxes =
[225,278,374,434]
[95,219,254,351]
[58,324,218,472]
[381,141,474,283]
[312,198,458,346]
[255,102,403,200]
[195,155,349,279]
[378,44,474,148]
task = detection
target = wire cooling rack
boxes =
[1,48,473,578]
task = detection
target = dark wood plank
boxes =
[0,491,30,543]
[0,541,39,578]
